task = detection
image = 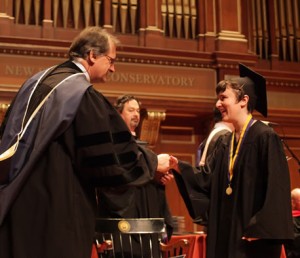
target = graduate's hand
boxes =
[153,170,174,185]
[157,153,171,173]
[159,172,174,185]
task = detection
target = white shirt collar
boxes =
[72,60,90,82]
[214,121,232,132]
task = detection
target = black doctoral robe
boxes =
[0,61,157,258]
[174,121,294,258]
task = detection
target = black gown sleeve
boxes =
[73,88,157,187]
[173,134,229,224]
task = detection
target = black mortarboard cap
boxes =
[238,63,268,117]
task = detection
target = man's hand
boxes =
[157,153,171,173]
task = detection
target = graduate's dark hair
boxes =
[216,80,254,113]
[68,26,120,60]
[114,95,141,113]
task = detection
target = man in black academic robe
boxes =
[95,95,173,257]
[0,27,170,258]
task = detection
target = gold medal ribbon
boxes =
[227,114,253,194]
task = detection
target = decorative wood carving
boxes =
[139,110,166,147]
[0,103,10,125]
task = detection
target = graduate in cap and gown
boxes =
[170,64,294,258]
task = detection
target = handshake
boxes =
[155,154,179,185]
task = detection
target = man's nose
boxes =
[109,64,115,73]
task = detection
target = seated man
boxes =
[95,95,174,258]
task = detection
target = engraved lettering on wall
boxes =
[109,72,195,87]
[4,65,44,77]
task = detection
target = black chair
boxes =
[94,218,189,258]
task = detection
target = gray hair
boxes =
[68,26,120,60]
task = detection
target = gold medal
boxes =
[226,186,232,195]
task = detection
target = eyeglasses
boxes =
[104,55,116,66]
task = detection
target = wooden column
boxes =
[0,0,13,36]
[197,0,217,52]
[268,0,280,62]
[0,0,13,16]
[103,0,113,31]
[215,0,248,53]
[139,0,164,48]
[42,0,54,39]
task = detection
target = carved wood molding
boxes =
[139,110,166,147]
[0,103,10,124]
[0,36,299,85]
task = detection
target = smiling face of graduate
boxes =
[217,86,248,119]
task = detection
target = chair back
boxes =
[95,218,167,258]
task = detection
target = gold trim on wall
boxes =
[139,110,166,147]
